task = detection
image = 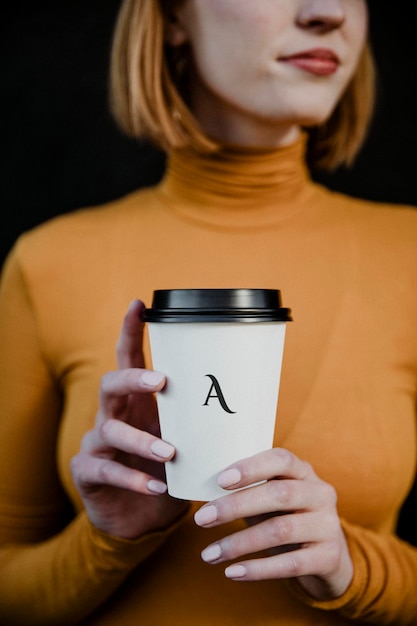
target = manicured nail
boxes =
[217,468,241,488]
[225,564,246,579]
[141,371,165,387]
[147,479,167,494]
[201,543,222,563]
[194,505,217,526]
[150,439,175,459]
[128,299,139,311]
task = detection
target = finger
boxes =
[98,368,166,418]
[223,544,326,582]
[82,418,175,461]
[116,299,147,370]
[194,477,334,528]
[217,448,314,491]
[199,511,328,565]
[100,368,165,398]
[70,453,168,495]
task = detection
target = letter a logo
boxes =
[203,374,236,414]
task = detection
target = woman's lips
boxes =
[280,48,340,76]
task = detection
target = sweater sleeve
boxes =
[0,512,182,625]
[0,246,184,625]
[287,518,417,625]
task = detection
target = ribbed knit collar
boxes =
[156,133,317,230]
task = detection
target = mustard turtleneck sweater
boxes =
[0,137,417,625]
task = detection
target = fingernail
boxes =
[225,564,246,579]
[201,543,222,563]
[128,299,139,311]
[141,371,165,387]
[147,479,167,494]
[194,505,217,526]
[217,468,241,488]
[150,439,175,459]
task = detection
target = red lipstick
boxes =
[281,48,340,76]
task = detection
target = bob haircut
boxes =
[109,0,376,171]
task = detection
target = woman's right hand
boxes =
[70,299,189,539]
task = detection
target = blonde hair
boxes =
[109,0,376,171]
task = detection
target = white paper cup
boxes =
[144,289,291,501]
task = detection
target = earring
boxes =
[172,108,182,125]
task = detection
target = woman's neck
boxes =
[190,91,302,148]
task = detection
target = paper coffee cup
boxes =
[143,289,292,501]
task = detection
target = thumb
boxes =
[116,299,147,369]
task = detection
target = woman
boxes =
[0,1,416,624]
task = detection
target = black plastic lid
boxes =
[143,289,292,323]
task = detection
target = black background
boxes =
[1,2,416,543]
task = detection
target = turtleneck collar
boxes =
[156,133,317,231]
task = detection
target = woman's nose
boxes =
[297,0,345,32]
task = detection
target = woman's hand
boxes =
[194,448,353,601]
[70,299,188,539]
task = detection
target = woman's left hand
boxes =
[194,447,353,601]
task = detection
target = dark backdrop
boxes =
[1,2,416,543]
